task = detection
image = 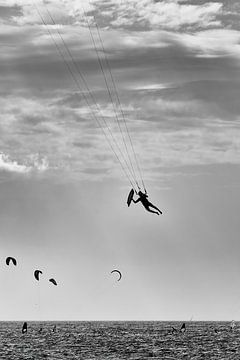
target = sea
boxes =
[0,321,239,359]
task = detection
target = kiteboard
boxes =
[127,188,134,207]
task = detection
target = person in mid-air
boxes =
[132,190,162,215]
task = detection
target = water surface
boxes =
[0,321,239,359]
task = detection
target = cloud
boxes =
[0,1,240,183]
[0,4,23,21]
[0,82,240,183]
[159,80,240,119]
[91,0,223,30]
[2,0,223,32]
[134,124,240,178]
[2,0,94,26]
[28,154,49,172]
[175,29,240,58]
[0,153,49,174]
[0,153,29,173]
[129,83,171,91]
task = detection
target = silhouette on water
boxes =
[53,325,56,332]
[171,326,178,334]
[132,190,162,215]
[230,320,236,331]
[180,323,186,333]
[169,324,186,335]
[22,322,27,334]
[2,321,240,359]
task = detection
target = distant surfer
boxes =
[39,327,43,333]
[230,320,236,331]
[171,326,178,334]
[180,323,186,333]
[53,325,56,332]
[132,190,162,215]
[22,322,27,334]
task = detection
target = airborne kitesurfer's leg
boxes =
[146,202,162,215]
[144,206,160,215]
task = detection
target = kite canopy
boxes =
[6,257,17,266]
[111,269,122,281]
[34,270,43,281]
[49,278,57,286]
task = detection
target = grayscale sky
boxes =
[1,0,240,321]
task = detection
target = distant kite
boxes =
[49,278,57,286]
[111,269,122,282]
[6,257,17,266]
[34,270,43,281]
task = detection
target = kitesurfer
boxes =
[230,320,236,331]
[180,323,186,333]
[132,190,162,215]
[22,322,27,334]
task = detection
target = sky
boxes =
[0,0,240,321]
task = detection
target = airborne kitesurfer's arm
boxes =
[132,197,141,204]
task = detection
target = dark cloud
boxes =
[55,92,85,108]
[178,0,222,3]
[108,78,240,135]
[0,5,23,20]
[160,80,240,119]
[0,16,239,174]
[73,141,93,148]
[159,163,240,178]
[1,25,239,101]
[83,167,110,174]
[21,114,49,125]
